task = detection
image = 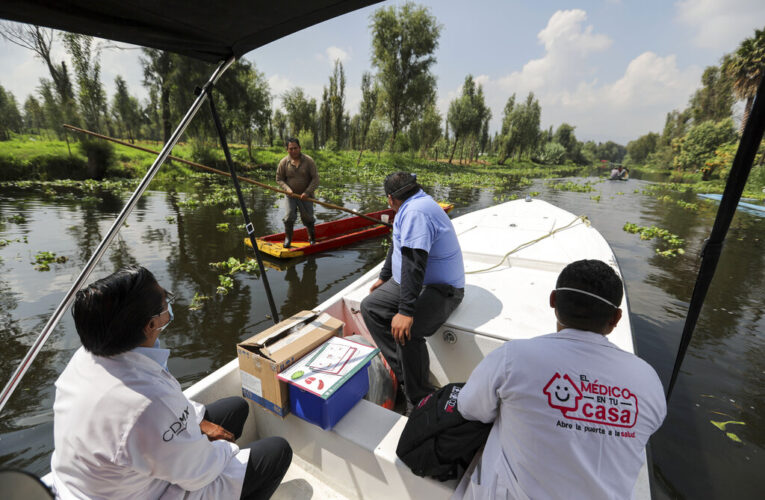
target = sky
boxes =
[1,0,764,144]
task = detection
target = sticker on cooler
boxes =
[543,372,638,428]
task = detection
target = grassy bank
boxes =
[2,134,763,201]
[0,134,587,189]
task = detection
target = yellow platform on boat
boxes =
[246,239,310,259]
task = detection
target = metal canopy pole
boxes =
[0,56,236,413]
[204,86,280,323]
[665,76,765,401]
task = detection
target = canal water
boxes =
[0,175,762,498]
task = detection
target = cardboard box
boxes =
[237,311,342,416]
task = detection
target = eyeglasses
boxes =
[152,291,176,321]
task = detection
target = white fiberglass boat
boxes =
[180,198,651,499]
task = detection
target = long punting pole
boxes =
[205,86,280,323]
[62,125,393,228]
[665,75,765,401]
[0,57,236,413]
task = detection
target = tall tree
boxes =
[356,72,379,165]
[497,94,517,164]
[688,65,734,124]
[227,60,271,159]
[514,92,541,160]
[0,86,22,140]
[626,132,660,164]
[554,123,579,162]
[111,76,142,143]
[329,59,346,146]
[0,24,75,105]
[446,75,487,164]
[273,109,287,146]
[23,95,45,133]
[63,33,107,132]
[281,87,317,138]
[723,27,765,133]
[140,48,175,143]
[370,2,441,144]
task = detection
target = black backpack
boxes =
[396,383,492,481]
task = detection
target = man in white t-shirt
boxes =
[456,259,666,499]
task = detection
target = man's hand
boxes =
[369,278,385,293]
[391,313,413,346]
[300,193,308,200]
[199,419,235,442]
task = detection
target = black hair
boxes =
[555,259,623,333]
[286,137,300,148]
[384,172,421,201]
[71,265,164,356]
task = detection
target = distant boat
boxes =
[246,202,454,258]
[697,193,765,216]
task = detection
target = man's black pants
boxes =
[204,397,292,500]
[360,280,464,406]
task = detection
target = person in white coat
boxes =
[456,259,666,499]
[50,266,292,499]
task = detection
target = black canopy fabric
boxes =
[0,0,381,62]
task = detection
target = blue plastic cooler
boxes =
[289,361,370,430]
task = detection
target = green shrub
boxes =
[78,138,115,179]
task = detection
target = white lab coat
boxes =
[455,329,666,500]
[50,346,249,500]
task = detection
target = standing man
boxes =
[455,259,666,499]
[276,138,319,247]
[361,172,465,409]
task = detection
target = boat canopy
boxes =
[0,0,380,62]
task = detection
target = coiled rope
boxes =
[465,215,591,274]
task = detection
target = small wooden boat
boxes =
[246,202,454,258]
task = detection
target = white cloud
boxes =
[675,0,765,51]
[437,9,701,142]
[268,74,293,99]
[326,46,349,63]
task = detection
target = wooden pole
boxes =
[63,124,391,228]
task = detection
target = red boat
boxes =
[244,202,454,258]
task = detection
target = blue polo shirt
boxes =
[391,189,465,288]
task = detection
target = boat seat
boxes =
[250,395,457,500]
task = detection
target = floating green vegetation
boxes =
[178,198,199,209]
[590,194,601,203]
[623,223,685,257]
[223,207,243,216]
[216,275,234,295]
[0,236,28,246]
[0,178,137,196]
[165,216,176,224]
[216,223,230,232]
[7,214,27,224]
[545,180,595,192]
[210,256,259,275]
[676,200,699,210]
[188,292,211,311]
[33,250,68,271]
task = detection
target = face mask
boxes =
[158,302,174,332]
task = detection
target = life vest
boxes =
[396,383,491,481]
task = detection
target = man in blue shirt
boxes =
[360,172,465,409]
